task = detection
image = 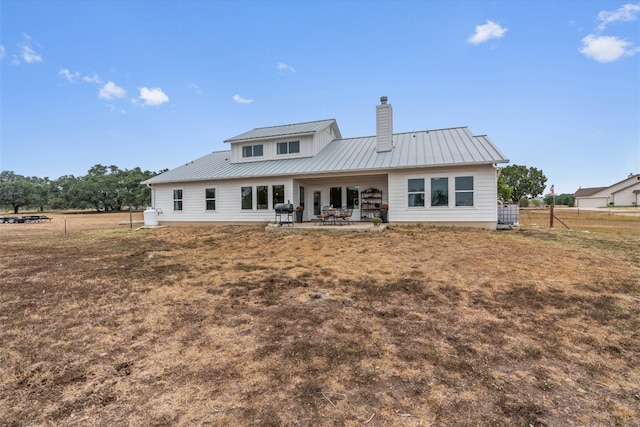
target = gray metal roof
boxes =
[144,126,509,185]
[224,119,340,142]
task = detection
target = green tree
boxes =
[500,164,547,204]
[55,165,156,211]
[497,172,513,202]
[117,167,154,208]
[543,193,574,206]
[0,171,38,213]
[83,164,124,211]
[2,166,158,212]
[51,169,113,211]
[29,176,51,211]
[50,175,85,209]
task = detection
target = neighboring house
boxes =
[574,174,640,208]
[143,97,510,229]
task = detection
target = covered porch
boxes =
[292,173,389,223]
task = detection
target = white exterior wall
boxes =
[387,165,498,227]
[576,176,640,207]
[576,196,609,208]
[613,181,640,206]
[315,126,338,153]
[151,177,295,223]
[150,164,500,227]
[230,135,316,163]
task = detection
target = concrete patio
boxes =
[265,221,388,232]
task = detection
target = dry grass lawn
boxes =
[1,210,638,426]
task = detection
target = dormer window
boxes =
[242,144,263,158]
[277,140,300,155]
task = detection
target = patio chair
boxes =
[316,211,330,225]
[338,208,353,224]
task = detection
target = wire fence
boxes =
[518,207,640,237]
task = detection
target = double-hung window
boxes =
[173,190,183,211]
[431,177,449,207]
[205,188,216,210]
[455,176,474,206]
[242,144,263,158]
[277,140,300,155]
[408,179,425,207]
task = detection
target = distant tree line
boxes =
[543,193,574,206]
[0,165,161,214]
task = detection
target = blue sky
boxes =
[1,0,639,194]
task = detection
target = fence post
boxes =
[550,203,554,228]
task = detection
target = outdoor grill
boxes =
[274,203,295,226]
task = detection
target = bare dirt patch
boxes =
[1,212,639,426]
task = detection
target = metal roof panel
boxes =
[224,119,338,142]
[144,126,509,184]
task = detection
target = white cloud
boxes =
[137,87,169,106]
[59,68,80,82]
[58,68,101,84]
[99,81,127,100]
[83,73,102,84]
[233,94,253,104]
[22,45,42,63]
[596,3,640,31]
[579,34,639,62]
[59,69,103,84]
[468,20,508,45]
[278,62,296,73]
[580,3,640,63]
[20,33,42,63]
[0,45,5,60]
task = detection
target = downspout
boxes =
[146,183,155,208]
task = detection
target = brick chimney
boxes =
[376,96,393,152]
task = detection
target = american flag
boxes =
[550,185,555,196]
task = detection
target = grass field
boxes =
[1,210,638,426]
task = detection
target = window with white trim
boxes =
[277,140,300,155]
[173,190,183,211]
[408,179,425,207]
[241,186,253,209]
[330,186,342,208]
[242,144,263,158]
[455,176,474,206]
[205,188,216,210]
[431,177,449,207]
[273,185,284,208]
[346,186,358,209]
[257,186,268,210]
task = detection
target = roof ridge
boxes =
[336,126,470,141]
[251,118,335,131]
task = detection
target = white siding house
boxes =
[143,97,510,229]
[574,174,640,208]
